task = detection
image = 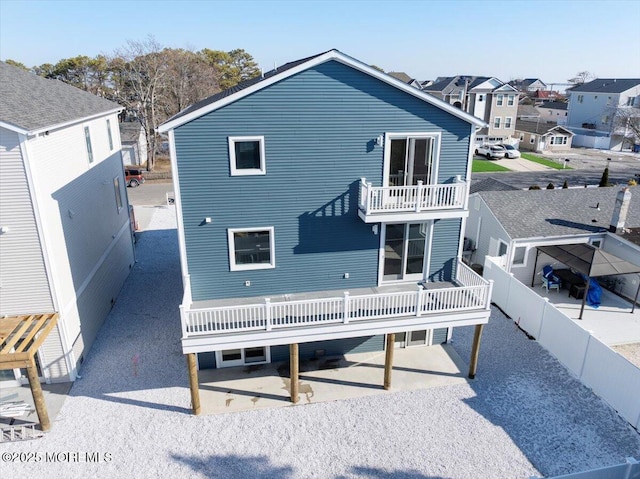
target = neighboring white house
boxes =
[465,187,640,303]
[566,78,640,150]
[119,121,148,167]
[515,121,574,152]
[535,101,568,125]
[0,62,135,385]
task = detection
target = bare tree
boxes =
[567,71,594,86]
[110,36,168,170]
[612,106,640,149]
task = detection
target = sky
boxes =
[1,0,639,85]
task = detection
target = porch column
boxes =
[290,344,299,404]
[578,277,591,320]
[26,356,50,431]
[383,333,395,390]
[468,324,485,379]
[186,353,201,415]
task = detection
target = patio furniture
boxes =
[553,269,586,297]
[541,265,561,293]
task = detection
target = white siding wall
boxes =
[0,126,53,314]
[22,112,134,380]
[464,195,511,266]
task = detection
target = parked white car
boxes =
[497,143,521,159]
[475,144,506,159]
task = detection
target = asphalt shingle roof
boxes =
[538,101,568,110]
[477,186,640,239]
[515,120,572,135]
[469,177,519,195]
[0,61,121,132]
[568,78,640,94]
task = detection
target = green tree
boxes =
[546,183,555,189]
[33,63,56,78]
[200,48,259,90]
[529,185,541,190]
[4,59,28,70]
[599,166,611,187]
[562,180,569,189]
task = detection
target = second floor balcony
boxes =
[357,176,469,223]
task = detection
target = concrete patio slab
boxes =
[198,343,469,415]
[532,286,640,345]
[0,382,71,431]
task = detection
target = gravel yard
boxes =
[2,206,638,478]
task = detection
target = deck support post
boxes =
[578,277,591,320]
[468,324,485,379]
[26,356,50,431]
[186,353,201,415]
[290,343,299,404]
[383,333,395,390]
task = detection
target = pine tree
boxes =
[599,167,611,187]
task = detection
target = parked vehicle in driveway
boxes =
[125,168,145,187]
[475,144,506,159]
[497,143,521,159]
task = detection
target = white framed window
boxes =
[627,97,636,107]
[494,117,501,128]
[507,95,515,106]
[550,136,568,145]
[228,227,275,271]
[496,94,504,106]
[530,135,536,144]
[113,176,123,212]
[106,119,114,151]
[498,240,508,257]
[512,246,527,266]
[577,95,584,103]
[216,347,270,367]
[228,136,266,176]
[504,117,512,128]
[606,96,612,106]
[519,134,524,141]
[84,126,94,164]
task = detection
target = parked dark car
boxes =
[125,168,145,187]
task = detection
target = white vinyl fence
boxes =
[484,256,640,430]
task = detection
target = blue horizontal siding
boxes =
[432,328,449,344]
[175,60,471,301]
[429,218,462,282]
[270,335,384,362]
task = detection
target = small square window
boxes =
[229,136,266,176]
[513,246,526,265]
[228,227,275,271]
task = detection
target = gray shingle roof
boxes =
[470,177,519,195]
[0,62,121,133]
[515,120,573,136]
[568,78,640,94]
[539,101,568,110]
[517,105,541,118]
[477,186,640,239]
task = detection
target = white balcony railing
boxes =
[182,260,492,337]
[358,176,468,215]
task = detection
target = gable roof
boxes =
[568,78,640,94]
[0,61,121,134]
[387,72,414,83]
[159,50,487,133]
[476,186,640,240]
[515,120,573,136]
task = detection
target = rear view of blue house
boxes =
[159,50,493,411]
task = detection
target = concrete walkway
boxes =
[198,344,469,414]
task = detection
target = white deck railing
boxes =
[358,176,467,214]
[183,260,492,337]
